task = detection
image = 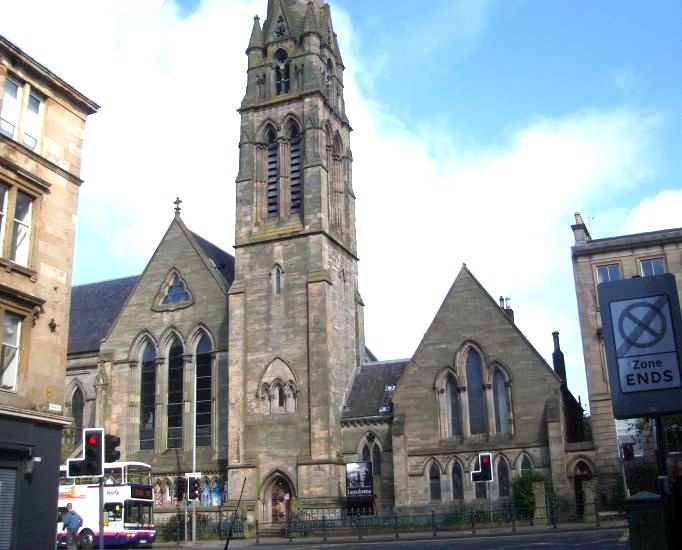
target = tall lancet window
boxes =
[195,335,212,447]
[429,463,441,502]
[445,374,461,436]
[266,127,278,217]
[328,133,344,229]
[289,125,302,214]
[466,349,487,435]
[498,459,511,497]
[452,461,464,502]
[492,369,511,433]
[274,49,290,95]
[167,338,184,449]
[140,342,157,450]
[71,387,84,445]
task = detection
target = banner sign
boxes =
[346,462,373,501]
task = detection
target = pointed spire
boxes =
[247,15,265,51]
[302,1,319,36]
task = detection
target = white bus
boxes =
[57,461,156,548]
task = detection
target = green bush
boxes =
[511,471,553,518]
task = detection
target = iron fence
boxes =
[252,498,616,542]
[154,511,245,542]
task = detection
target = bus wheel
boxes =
[77,529,95,549]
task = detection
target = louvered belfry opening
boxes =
[266,128,278,217]
[289,126,302,214]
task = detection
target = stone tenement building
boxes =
[0,35,98,549]
[571,213,682,503]
[64,0,588,521]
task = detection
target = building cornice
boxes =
[572,228,682,258]
[0,403,71,426]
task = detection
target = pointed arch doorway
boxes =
[263,475,293,523]
[573,460,593,518]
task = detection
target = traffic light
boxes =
[67,458,84,478]
[188,477,201,500]
[471,452,493,483]
[622,442,635,461]
[83,428,104,476]
[66,428,104,477]
[105,434,121,462]
[176,476,187,501]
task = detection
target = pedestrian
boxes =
[62,502,83,549]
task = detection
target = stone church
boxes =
[64,0,587,521]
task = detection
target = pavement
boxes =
[153,519,629,548]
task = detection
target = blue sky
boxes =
[2,0,681,410]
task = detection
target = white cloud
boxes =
[624,190,682,234]
[2,0,672,410]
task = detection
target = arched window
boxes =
[521,454,533,472]
[492,369,510,433]
[277,384,285,408]
[167,338,184,449]
[195,334,212,447]
[359,435,381,476]
[452,461,463,502]
[497,459,510,497]
[140,342,157,450]
[273,266,282,294]
[72,387,84,445]
[361,443,370,463]
[266,127,278,217]
[429,463,441,501]
[289,125,302,214]
[274,49,290,95]
[445,374,461,436]
[466,350,487,435]
[372,444,382,477]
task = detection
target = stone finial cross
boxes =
[173,197,182,215]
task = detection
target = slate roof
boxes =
[191,231,235,286]
[342,360,408,420]
[68,275,139,355]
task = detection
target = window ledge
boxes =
[0,257,37,281]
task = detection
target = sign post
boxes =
[599,274,682,547]
[598,274,682,419]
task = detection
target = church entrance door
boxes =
[270,476,292,523]
[573,460,593,518]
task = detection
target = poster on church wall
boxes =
[345,462,373,502]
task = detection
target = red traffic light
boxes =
[622,442,634,460]
[481,455,490,464]
[87,434,98,445]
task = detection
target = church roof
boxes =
[342,360,408,420]
[68,275,139,355]
[68,226,234,356]
[190,231,235,285]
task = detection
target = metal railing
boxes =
[154,511,245,542]
[251,498,614,542]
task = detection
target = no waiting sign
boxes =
[599,273,682,419]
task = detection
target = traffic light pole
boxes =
[99,477,104,550]
[193,357,197,544]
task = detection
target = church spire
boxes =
[247,15,264,52]
[302,1,319,36]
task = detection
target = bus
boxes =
[57,461,156,548]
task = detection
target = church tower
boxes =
[228,0,364,518]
